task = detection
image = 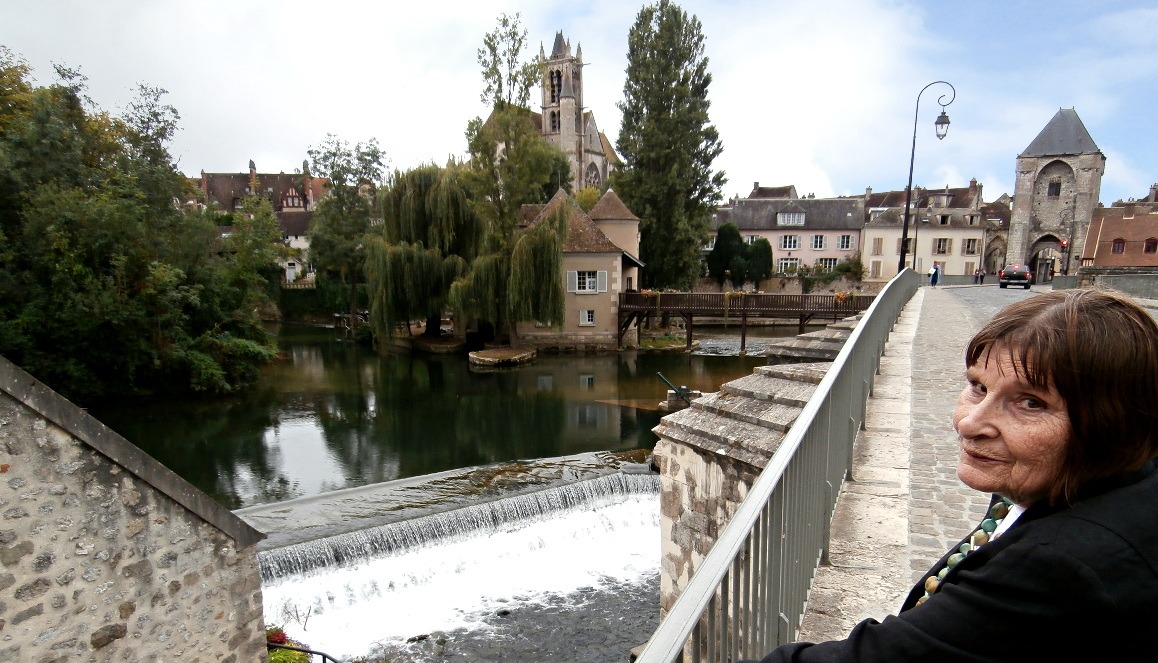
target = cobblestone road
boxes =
[905,285,1046,580]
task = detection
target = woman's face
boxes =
[952,344,1072,505]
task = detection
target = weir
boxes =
[259,472,660,582]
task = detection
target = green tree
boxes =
[748,237,773,289]
[0,57,276,401]
[307,134,385,333]
[365,164,483,338]
[707,222,744,287]
[612,0,726,290]
[454,13,575,343]
[574,186,602,212]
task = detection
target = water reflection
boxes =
[94,324,773,509]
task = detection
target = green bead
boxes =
[959,542,972,554]
[947,552,965,568]
[980,518,998,533]
[937,567,950,579]
[916,595,928,606]
[990,502,1010,519]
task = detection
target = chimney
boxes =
[753,181,760,191]
[865,186,872,198]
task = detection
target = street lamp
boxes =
[898,81,956,273]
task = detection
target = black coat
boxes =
[746,462,1158,662]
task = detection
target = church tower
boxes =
[539,31,616,190]
[1006,108,1105,276]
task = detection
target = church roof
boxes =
[1020,108,1101,157]
[588,189,639,222]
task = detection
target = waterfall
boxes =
[258,472,659,582]
[260,472,661,658]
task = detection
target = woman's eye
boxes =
[1020,397,1045,410]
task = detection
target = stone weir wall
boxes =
[0,356,267,662]
[653,362,828,615]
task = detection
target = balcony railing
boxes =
[634,269,919,663]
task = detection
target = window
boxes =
[778,258,800,273]
[966,215,977,226]
[815,258,839,271]
[963,238,979,255]
[746,235,758,245]
[704,236,716,250]
[777,212,805,226]
[579,374,595,390]
[811,234,826,250]
[939,215,951,225]
[870,260,882,278]
[934,238,952,255]
[577,271,597,292]
[1146,239,1158,254]
[897,237,913,254]
[568,270,607,293]
[780,235,800,250]
[838,235,853,250]
[1047,182,1061,197]
[580,310,595,326]
[871,237,884,256]
[1112,239,1125,254]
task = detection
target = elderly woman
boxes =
[747,289,1158,662]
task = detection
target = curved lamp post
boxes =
[898,81,955,273]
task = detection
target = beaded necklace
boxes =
[915,497,1014,606]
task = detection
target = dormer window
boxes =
[777,212,805,226]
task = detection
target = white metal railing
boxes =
[636,269,920,663]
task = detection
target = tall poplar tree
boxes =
[612,0,726,289]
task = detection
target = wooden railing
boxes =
[619,292,876,318]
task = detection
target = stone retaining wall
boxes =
[0,356,267,662]
[652,363,827,616]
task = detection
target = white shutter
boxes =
[597,271,608,293]
[567,270,578,293]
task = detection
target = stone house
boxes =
[197,161,328,283]
[710,184,864,277]
[514,189,642,350]
[0,356,267,661]
[860,180,991,282]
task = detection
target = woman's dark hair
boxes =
[966,289,1158,504]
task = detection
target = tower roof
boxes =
[589,189,640,222]
[1020,108,1101,157]
[550,31,569,59]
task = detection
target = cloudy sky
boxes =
[3,0,1156,205]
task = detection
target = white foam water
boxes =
[260,475,660,659]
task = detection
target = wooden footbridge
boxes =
[618,291,877,352]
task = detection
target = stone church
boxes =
[1006,108,1105,277]
[537,31,620,190]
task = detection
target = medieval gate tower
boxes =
[1006,108,1105,276]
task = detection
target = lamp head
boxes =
[935,110,950,140]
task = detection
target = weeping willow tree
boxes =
[365,164,484,338]
[449,197,570,345]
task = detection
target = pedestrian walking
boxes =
[929,265,940,288]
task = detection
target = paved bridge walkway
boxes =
[792,285,997,642]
